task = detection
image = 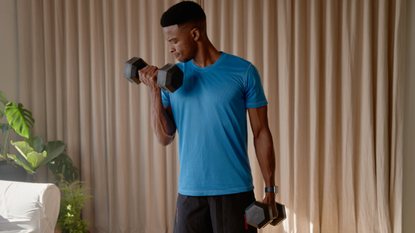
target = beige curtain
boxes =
[16,0,405,232]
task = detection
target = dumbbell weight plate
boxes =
[157,63,184,93]
[245,201,273,229]
[123,57,148,85]
[270,202,287,226]
[245,201,287,229]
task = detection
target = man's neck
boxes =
[192,41,221,68]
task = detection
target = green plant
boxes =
[48,153,79,183]
[0,90,78,182]
[1,89,87,232]
[6,136,78,182]
[0,90,34,164]
[56,178,93,233]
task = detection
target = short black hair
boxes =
[160,1,206,28]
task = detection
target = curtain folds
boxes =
[16,0,405,232]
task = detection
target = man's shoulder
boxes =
[221,52,251,66]
[176,53,254,72]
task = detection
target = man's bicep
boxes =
[248,105,270,137]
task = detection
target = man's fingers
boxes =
[138,65,159,88]
[274,208,279,219]
[272,203,278,219]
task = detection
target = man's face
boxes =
[163,24,196,63]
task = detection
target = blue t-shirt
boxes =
[161,52,268,196]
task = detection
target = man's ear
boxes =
[191,28,200,41]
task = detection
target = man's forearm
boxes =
[253,125,280,220]
[149,87,176,146]
[254,127,276,187]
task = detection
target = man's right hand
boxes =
[138,65,159,90]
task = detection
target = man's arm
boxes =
[139,65,176,146]
[248,105,278,218]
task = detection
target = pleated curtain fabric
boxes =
[16,0,405,232]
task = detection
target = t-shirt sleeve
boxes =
[244,64,268,108]
[161,89,171,106]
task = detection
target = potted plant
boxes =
[8,136,79,182]
[0,89,78,182]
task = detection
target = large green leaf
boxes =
[0,90,8,105]
[6,153,36,175]
[25,136,44,153]
[11,141,33,160]
[38,140,67,168]
[5,102,35,138]
[11,140,47,171]
[26,151,48,170]
[4,143,36,175]
[48,153,79,183]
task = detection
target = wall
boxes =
[0,0,414,231]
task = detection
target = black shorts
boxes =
[173,191,258,233]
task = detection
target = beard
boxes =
[176,43,196,63]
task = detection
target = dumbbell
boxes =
[245,201,286,229]
[123,57,183,93]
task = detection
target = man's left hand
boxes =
[262,192,279,219]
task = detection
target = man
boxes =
[139,1,278,232]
